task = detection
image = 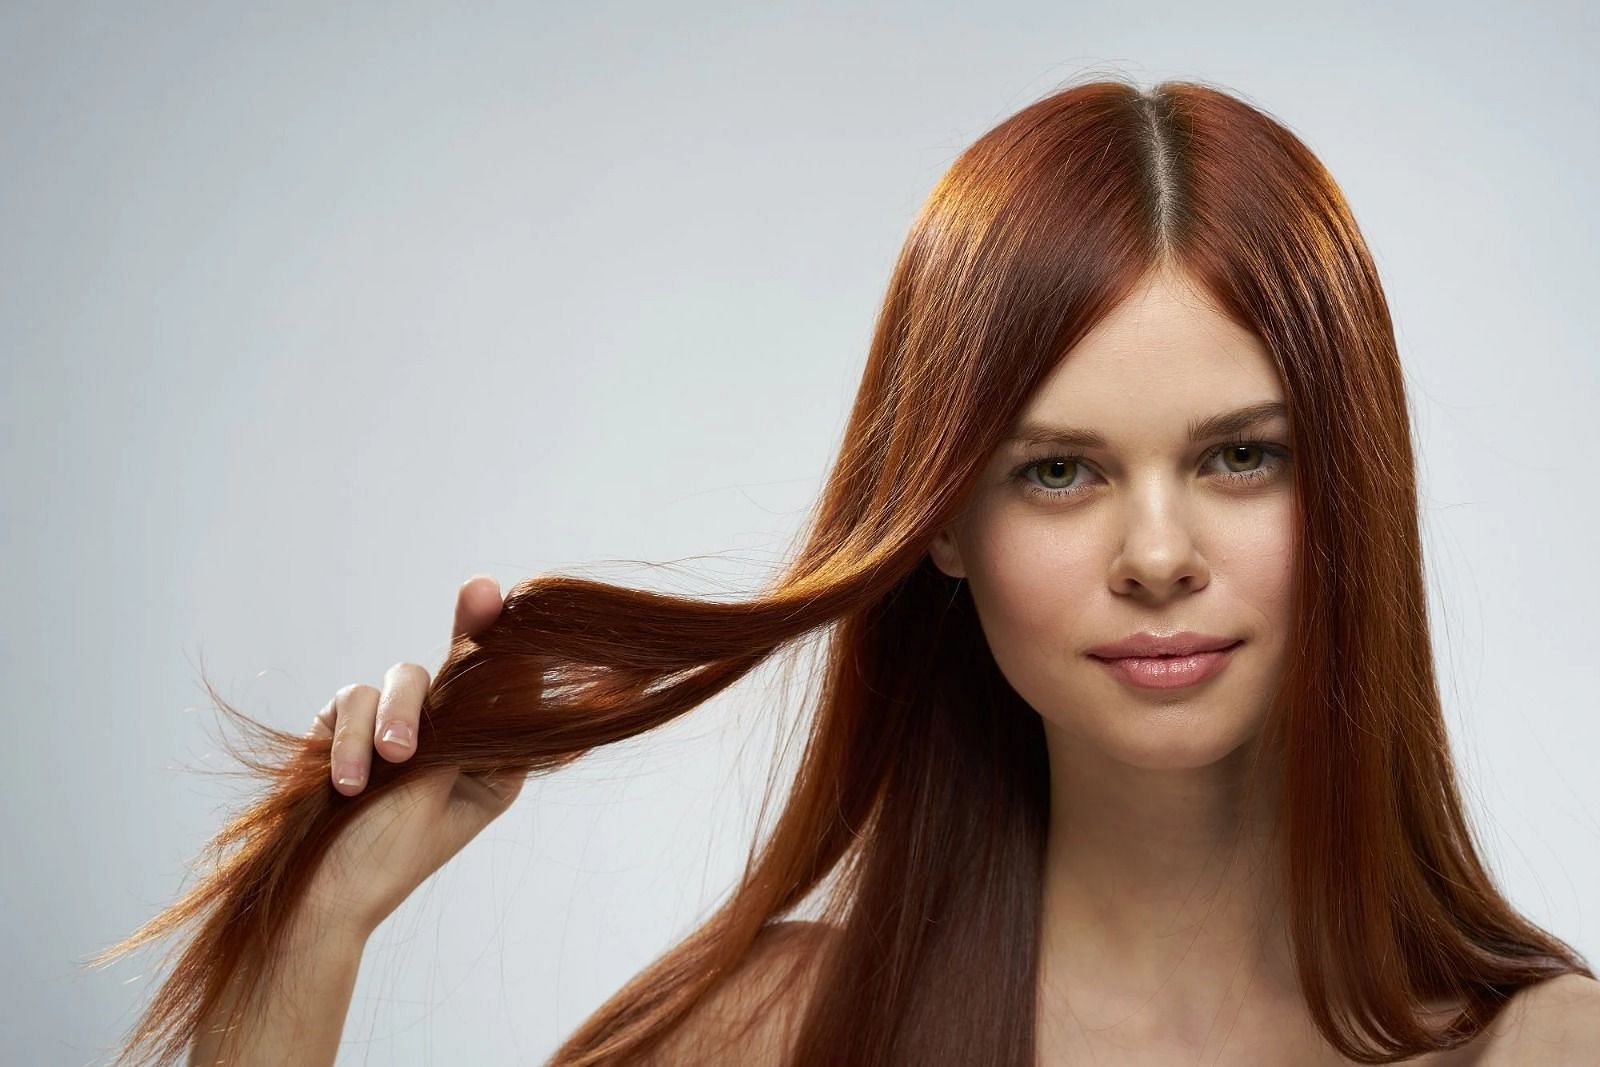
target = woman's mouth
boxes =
[1090,640,1243,690]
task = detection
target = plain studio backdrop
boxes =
[3,3,1596,1064]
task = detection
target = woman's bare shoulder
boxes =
[1479,973,1600,1065]
[640,920,842,1067]
[1435,973,1600,1067]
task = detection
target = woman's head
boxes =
[928,262,1298,772]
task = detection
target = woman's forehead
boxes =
[1013,343,1287,450]
[1008,268,1287,448]
[1056,267,1272,377]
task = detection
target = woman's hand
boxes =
[300,574,527,938]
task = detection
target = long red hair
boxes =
[94,76,1591,1065]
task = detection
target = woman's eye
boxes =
[1031,457,1082,491]
[1217,443,1268,473]
[1012,456,1092,498]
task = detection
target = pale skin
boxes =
[246,268,1598,1063]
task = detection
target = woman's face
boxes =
[929,267,1297,769]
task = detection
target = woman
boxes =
[97,77,1597,1065]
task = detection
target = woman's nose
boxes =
[1105,491,1210,599]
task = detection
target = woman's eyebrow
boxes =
[1004,401,1288,450]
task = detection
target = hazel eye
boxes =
[1032,457,1081,490]
[1217,443,1267,474]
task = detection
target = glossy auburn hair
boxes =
[95,76,1590,1065]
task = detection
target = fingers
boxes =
[453,574,503,640]
[374,662,428,764]
[329,683,380,796]
[309,697,336,740]
[309,573,506,799]
[314,663,429,796]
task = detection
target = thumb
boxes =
[453,574,504,641]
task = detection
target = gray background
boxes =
[4,3,1596,1064]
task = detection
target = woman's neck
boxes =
[1036,721,1296,1053]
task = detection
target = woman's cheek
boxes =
[964,511,1097,662]
[1206,498,1297,623]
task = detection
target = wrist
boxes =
[286,892,376,956]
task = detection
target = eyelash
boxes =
[1009,439,1292,503]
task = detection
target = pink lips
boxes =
[1092,646,1240,689]
[1086,631,1243,690]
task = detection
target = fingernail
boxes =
[334,763,365,788]
[380,722,414,747]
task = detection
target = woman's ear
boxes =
[927,526,967,579]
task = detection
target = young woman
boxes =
[98,77,1598,1066]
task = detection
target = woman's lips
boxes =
[1090,640,1243,690]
